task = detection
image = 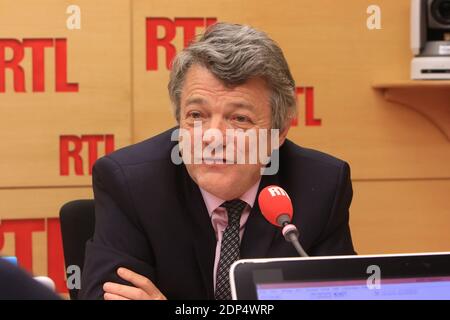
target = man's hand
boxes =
[103,267,167,300]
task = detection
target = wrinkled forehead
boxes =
[180,65,271,106]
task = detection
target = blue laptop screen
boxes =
[256,276,450,300]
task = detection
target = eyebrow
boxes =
[185,97,207,107]
[226,101,255,112]
[185,97,255,112]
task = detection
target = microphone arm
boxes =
[282,224,309,257]
[277,214,309,257]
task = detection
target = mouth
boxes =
[201,157,228,164]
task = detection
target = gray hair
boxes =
[168,22,297,130]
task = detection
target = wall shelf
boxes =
[372,80,450,141]
[372,80,450,89]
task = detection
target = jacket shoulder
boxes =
[101,127,178,167]
[281,139,347,170]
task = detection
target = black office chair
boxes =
[59,199,95,300]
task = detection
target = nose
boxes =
[208,114,227,131]
[203,114,227,145]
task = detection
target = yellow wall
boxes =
[0,0,449,292]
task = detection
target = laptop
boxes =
[230,252,450,300]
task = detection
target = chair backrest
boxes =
[59,199,95,300]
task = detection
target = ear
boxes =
[278,122,290,147]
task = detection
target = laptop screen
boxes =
[256,276,450,300]
[230,253,450,300]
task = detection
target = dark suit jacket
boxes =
[79,127,355,300]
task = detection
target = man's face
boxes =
[179,65,287,200]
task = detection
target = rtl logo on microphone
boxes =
[267,186,290,198]
[0,38,78,93]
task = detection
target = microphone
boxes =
[258,185,309,257]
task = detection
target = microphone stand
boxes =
[279,219,309,257]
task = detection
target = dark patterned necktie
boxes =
[215,199,247,300]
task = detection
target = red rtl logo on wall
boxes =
[0,218,67,293]
[60,135,115,176]
[0,38,78,93]
[146,17,217,71]
[291,87,322,127]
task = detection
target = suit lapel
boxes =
[240,172,280,259]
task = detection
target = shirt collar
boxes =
[200,178,261,217]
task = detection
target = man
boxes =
[79,23,355,300]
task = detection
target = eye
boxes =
[188,111,202,119]
[231,114,251,123]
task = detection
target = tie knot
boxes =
[221,199,247,222]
